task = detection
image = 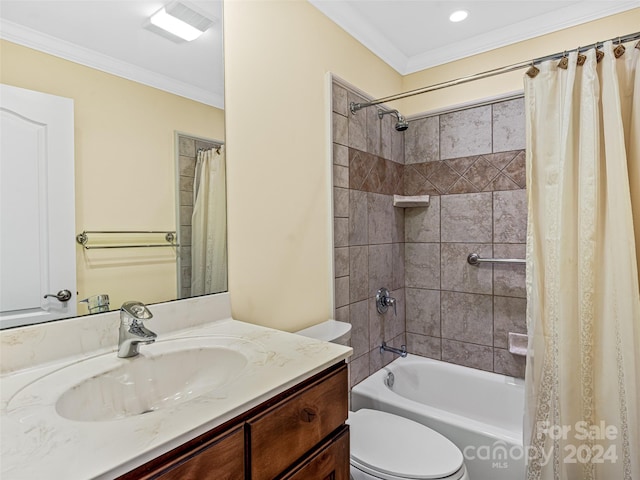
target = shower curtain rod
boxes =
[351,31,640,112]
[197,145,223,154]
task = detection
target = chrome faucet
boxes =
[118,301,157,358]
[380,342,407,358]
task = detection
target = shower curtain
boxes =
[191,147,227,296]
[524,40,640,479]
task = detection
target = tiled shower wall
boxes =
[177,134,221,299]
[402,99,527,378]
[332,81,408,388]
[332,78,528,385]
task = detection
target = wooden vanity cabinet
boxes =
[281,427,350,480]
[153,427,244,480]
[119,362,348,480]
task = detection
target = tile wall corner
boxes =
[331,79,407,387]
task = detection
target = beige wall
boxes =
[223,0,403,331]
[401,8,640,115]
[0,40,225,313]
[224,3,639,332]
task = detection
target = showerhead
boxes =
[378,109,409,132]
[394,114,409,131]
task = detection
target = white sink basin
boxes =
[7,335,267,422]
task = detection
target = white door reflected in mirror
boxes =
[0,84,77,328]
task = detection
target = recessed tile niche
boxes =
[331,78,527,387]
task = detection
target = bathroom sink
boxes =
[7,336,266,422]
[56,344,247,421]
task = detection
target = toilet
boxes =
[348,409,468,480]
[296,321,469,480]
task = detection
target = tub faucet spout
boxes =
[118,301,156,358]
[380,342,407,358]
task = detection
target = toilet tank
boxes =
[295,320,351,346]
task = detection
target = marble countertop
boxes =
[0,317,352,479]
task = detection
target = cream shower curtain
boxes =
[524,40,640,479]
[191,147,227,296]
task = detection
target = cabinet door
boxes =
[283,427,350,480]
[152,426,244,480]
[249,365,348,480]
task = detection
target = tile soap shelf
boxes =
[393,195,430,208]
[508,332,528,356]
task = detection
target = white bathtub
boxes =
[351,355,525,480]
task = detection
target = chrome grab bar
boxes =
[467,253,525,266]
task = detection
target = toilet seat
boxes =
[348,409,465,480]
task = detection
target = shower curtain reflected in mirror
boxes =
[191,147,227,296]
[524,40,639,479]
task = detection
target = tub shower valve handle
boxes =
[376,287,396,315]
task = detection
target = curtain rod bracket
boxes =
[350,101,363,114]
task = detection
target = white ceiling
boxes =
[1,1,638,109]
[0,1,225,107]
[311,0,639,74]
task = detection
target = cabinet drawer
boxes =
[283,426,350,480]
[153,426,244,480]
[249,364,348,480]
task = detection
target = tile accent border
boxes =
[404,151,525,196]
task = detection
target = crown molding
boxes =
[309,0,409,73]
[0,19,224,109]
[311,1,640,76]
[404,2,640,74]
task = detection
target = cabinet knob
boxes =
[300,408,317,423]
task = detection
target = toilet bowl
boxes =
[348,409,468,480]
[295,321,469,480]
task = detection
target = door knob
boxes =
[44,289,72,302]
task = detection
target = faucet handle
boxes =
[388,297,397,316]
[121,301,153,320]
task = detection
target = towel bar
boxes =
[76,230,178,250]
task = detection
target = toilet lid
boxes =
[348,409,463,480]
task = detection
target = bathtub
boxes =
[351,355,525,480]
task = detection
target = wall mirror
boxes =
[0,0,226,328]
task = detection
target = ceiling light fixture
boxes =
[147,2,215,42]
[449,10,468,23]
[150,8,203,41]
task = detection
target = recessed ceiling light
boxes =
[449,10,469,23]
